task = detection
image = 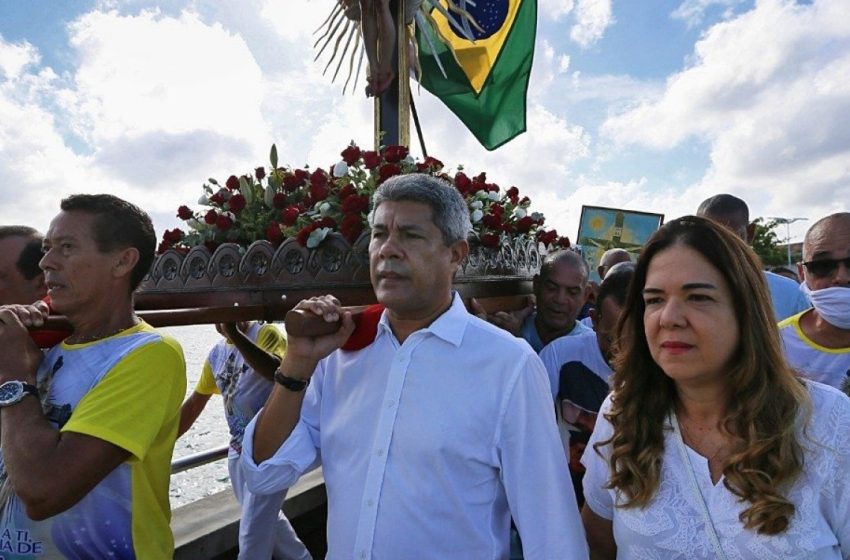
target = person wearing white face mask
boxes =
[778,212,850,391]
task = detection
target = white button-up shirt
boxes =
[242,294,588,559]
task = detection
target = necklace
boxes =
[67,319,139,344]
[678,417,727,464]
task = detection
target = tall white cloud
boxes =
[602,0,850,222]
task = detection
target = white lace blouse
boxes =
[582,381,850,559]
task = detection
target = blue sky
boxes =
[0,0,846,247]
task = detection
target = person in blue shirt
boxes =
[697,194,809,321]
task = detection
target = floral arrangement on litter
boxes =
[158,143,571,254]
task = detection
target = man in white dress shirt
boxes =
[241,174,587,560]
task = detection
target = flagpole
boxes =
[374,0,410,150]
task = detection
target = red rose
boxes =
[481,233,500,248]
[228,193,246,213]
[204,210,218,224]
[281,206,300,226]
[283,171,305,192]
[310,168,328,188]
[177,205,193,220]
[255,167,266,180]
[157,241,171,253]
[536,229,558,245]
[490,203,504,217]
[340,214,364,243]
[501,222,515,234]
[382,145,408,163]
[379,163,401,183]
[341,145,362,165]
[310,183,329,202]
[272,192,288,209]
[296,223,318,247]
[416,156,444,172]
[506,186,519,199]
[520,196,530,206]
[209,192,225,205]
[362,150,380,170]
[204,240,220,252]
[216,214,233,231]
[486,183,500,193]
[317,217,337,229]
[482,214,502,229]
[516,216,535,234]
[226,175,240,190]
[454,172,471,193]
[342,194,369,215]
[266,222,283,244]
[557,236,571,248]
[339,183,356,200]
[163,228,184,243]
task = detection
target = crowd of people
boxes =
[0,179,847,559]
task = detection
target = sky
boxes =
[0,0,847,249]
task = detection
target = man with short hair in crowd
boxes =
[697,194,809,320]
[779,212,850,391]
[540,262,635,505]
[473,249,593,353]
[596,248,631,281]
[0,226,46,306]
[0,194,186,557]
[241,174,588,559]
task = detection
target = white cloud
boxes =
[0,37,40,79]
[570,0,614,48]
[601,0,850,225]
[540,0,576,21]
[558,54,572,73]
[671,0,747,29]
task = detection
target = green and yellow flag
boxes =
[416,0,537,151]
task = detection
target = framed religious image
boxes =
[576,205,664,282]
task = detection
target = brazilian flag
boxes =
[416,0,537,151]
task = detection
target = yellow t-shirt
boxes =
[0,322,186,559]
[779,310,850,390]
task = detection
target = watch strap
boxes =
[273,368,310,392]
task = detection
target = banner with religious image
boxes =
[576,205,664,282]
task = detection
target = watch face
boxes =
[0,382,23,405]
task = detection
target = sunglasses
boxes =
[801,257,850,278]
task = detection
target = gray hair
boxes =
[540,249,590,284]
[369,174,472,245]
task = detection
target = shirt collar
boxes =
[376,292,468,347]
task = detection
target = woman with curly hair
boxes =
[581,216,850,559]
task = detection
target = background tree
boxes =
[751,217,787,267]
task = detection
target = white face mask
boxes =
[800,283,850,329]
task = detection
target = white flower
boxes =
[333,161,349,177]
[217,188,232,201]
[531,212,544,221]
[475,190,488,198]
[403,155,415,165]
[223,211,236,222]
[471,209,484,223]
[188,218,202,229]
[198,194,209,205]
[264,186,275,208]
[487,191,499,201]
[513,207,527,219]
[306,227,332,249]
[317,201,333,217]
[470,200,483,210]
